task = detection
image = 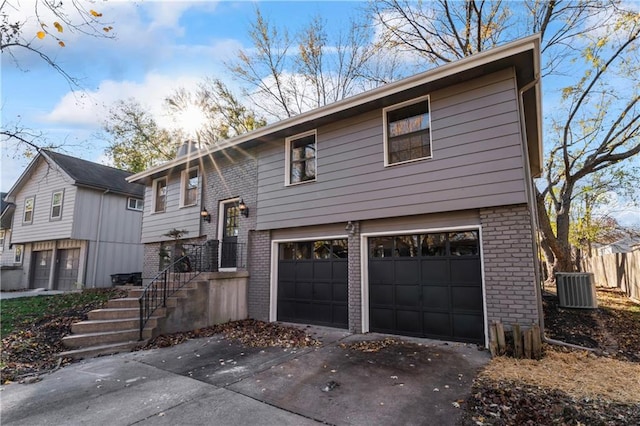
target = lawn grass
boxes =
[1,289,122,336]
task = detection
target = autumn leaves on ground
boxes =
[1,288,639,425]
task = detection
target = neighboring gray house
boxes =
[2,150,145,290]
[129,35,543,347]
[0,192,22,288]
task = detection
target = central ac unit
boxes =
[556,272,597,309]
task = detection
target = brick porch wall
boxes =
[480,204,540,327]
[248,230,271,321]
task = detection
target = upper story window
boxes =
[181,167,199,207]
[286,130,317,185]
[384,95,432,166]
[50,190,63,220]
[127,197,144,212]
[0,229,5,252]
[23,196,35,224]
[153,177,167,213]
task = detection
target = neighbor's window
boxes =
[127,197,144,211]
[181,167,199,207]
[286,131,316,185]
[0,229,5,252]
[153,178,167,213]
[23,196,35,223]
[14,245,23,264]
[384,95,432,166]
[50,190,63,220]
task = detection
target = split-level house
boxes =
[2,150,145,290]
[128,34,543,346]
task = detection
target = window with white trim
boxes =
[127,197,144,211]
[23,196,35,224]
[384,95,432,166]
[153,178,167,213]
[14,245,23,264]
[286,130,316,185]
[181,167,199,207]
[0,230,5,252]
[50,190,63,220]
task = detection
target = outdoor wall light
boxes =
[345,221,355,235]
[238,199,249,218]
[200,208,211,223]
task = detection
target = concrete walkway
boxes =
[0,326,490,425]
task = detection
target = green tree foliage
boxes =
[369,0,640,276]
[103,99,183,173]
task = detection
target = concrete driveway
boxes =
[0,326,490,425]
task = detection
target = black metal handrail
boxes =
[138,242,213,340]
[138,239,247,340]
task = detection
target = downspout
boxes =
[517,77,596,353]
[91,189,109,287]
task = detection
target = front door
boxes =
[220,201,239,269]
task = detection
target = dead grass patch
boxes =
[479,348,640,403]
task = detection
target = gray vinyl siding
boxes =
[85,240,143,287]
[72,190,142,243]
[10,160,77,243]
[256,68,526,230]
[140,171,201,243]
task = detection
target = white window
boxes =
[286,130,317,185]
[181,167,199,207]
[0,230,4,252]
[23,196,35,223]
[50,190,63,220]
[383,95,432,166]
[153,178,167,213]
[14,245,23,264]
[127,197,144,211]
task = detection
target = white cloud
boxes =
[43,72,203,128]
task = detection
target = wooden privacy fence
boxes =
[581,251,640,301]
[489,321,543,359]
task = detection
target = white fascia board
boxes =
[128,34,541,184]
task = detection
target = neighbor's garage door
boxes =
[31,250,53,289]
[368,231,484,343]
[277,239,348,329]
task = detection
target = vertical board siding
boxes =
[10,159,77,243]
[256,68,527,230]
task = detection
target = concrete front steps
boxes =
[59,283,200,360]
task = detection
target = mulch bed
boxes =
[460,288,640,425]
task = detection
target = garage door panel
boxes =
[313,261,331,280]
[278,301,296,321]
[451,286,483,311]
[395,261,419,283]
[370,284,393,305]
[369,261,394,284]
[422,286,449,309]
[423,312,452,337]
[450,258,481,283]
[333,305,348,326]
[420,259,449,283]
[397,310,421,334]
[395,284,420,307]
[333,261,348,278]
[295,262,313,280]
[370,308,394,331]
[296,281,313,299]
[279,262,296,280]
[452,314,484,341]
[333,283,348,301]
[278,281,297,298]
[314,282,332,301]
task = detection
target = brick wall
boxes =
[347,221,362,333]
[248,230,271,321]
[480,204,540,327]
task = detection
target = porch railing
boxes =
[138,240,246,340]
